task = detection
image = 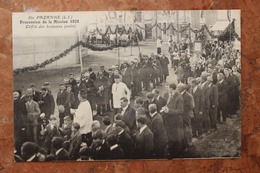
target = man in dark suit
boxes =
[107,133,125,160]
[224,68,238,116]
[51,137,69,160]
[69,123,82,160]
[88,67,97,81]
[207,64,218,85]
[161,83,184,158]
[143,92,162,112]
[91,129,110,160]
[200,72,211,135]
[56,83,70,126]
[177,83,194,150]
[120,97,136,132]
[38,86,55,120]
[152,89,167,110]
[133,116,154,159]
[190,78,204,137]
[68,73,78,95]
[207,76,219,131]
[149,104,167,158]
[100,65,109,78]
[29,83,41,102]
[217,73,228,124]
[84,73,98,112]
[121,63,133,90]
[115,121,133,158]
[13,91,27,155]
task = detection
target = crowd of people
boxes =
[14,36,241,161]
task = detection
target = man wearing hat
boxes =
[207,64,218,85]
[224,68,239,116]
[56,83,70,126]
[207,76,218,131]
[25,91,41,143]
[200,72,211,135]
[28,83,41,102]
[14,91,27,155]
[88,67,97,82]
[177,83,195,150]
[100,65,109,78]
[38,86,55,120]
[68,73,78,95]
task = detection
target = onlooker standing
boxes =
[69,122,82,160]
[156,36,163,55]
[217,73,228,124]
[25,92,41,143]
[14,91,27,154]
[56,83,70,126]
[112,75,130,114]
[161,83,184,158]
[149,104,168,158]
[207,76,218,131]
[133,116,154,159]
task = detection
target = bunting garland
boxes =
[13,40,133,75]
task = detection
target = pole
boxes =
[155,11,158,41]
[78,31,83,72]
[118,47,120,67]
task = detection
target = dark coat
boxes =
[59,123,72,140]
[89,72,97,81]
[143,99,162,113]
[55,148,69,161]
[181,91,195,122]
[69,131,82,160]
[122,105,136,132]
[109,145,125,160]
[134,126,154,159]
[160,56,170,76]
[191,87,204,117]
[95,76,110,104]
[162,91,184,143]
[151,113,168,154]
[42,124,61,152]
[156,96,167,110]
[122,67,133,89]
[217,80,228,109]
[14,99,27,129]
[85,79,98,97]
[56,90,70,110]
[117,130,133,158]
[208,83,218,108]
[39,92,55,119]
[200,82,211,112]
[68,78,78,94]
[91,141,110,160]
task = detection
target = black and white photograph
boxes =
[12,10,241,161]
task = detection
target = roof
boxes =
[210,21,230,31]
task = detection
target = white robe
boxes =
[112,82,130,108]
[73,100,93,134]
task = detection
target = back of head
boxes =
[21,142,39,160]
[52,137,63,150]
[107,133,118,146]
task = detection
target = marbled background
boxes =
[0,0,260,172]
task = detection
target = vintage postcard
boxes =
[12,10,241,161]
